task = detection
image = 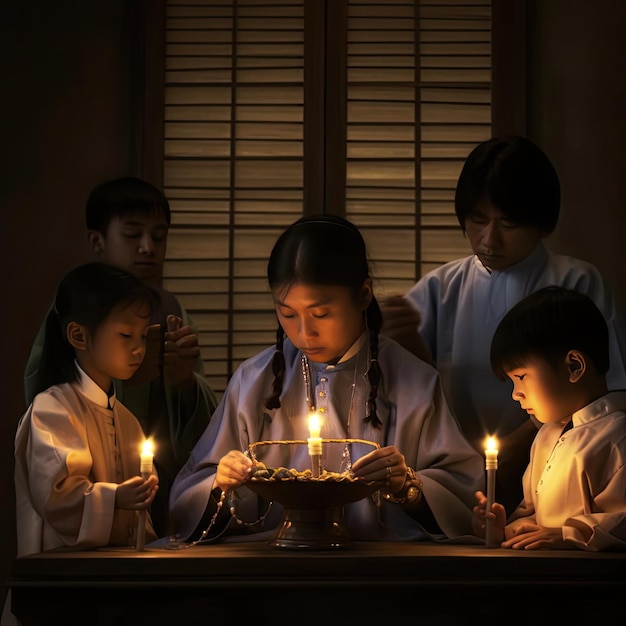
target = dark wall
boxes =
[528,0,626,312]
[0,0,132,606]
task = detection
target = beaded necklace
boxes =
[167,485,274,549]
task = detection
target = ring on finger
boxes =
[386,466,392,477]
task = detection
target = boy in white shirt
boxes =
[382,136,626,516]
[473,286,626,550]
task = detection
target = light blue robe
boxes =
[407,243,626,445]
[168,335,485,544]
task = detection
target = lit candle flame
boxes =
[485,436,498,454]
[140,439,154,474]
[308,412,321,439]
[141,439,154,457]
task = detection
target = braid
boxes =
[264,324,285,410]
[364,301,383,429]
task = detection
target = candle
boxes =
[136,439,154,551]
[140,438,154,474]
[307,412,323,478]
[484,436,499,548]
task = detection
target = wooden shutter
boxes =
[163,0,306,396]
[159,0,508,399]
[344,0,490,300]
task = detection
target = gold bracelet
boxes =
[381,467,422,505]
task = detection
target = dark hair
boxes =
[85,177,171,232]
[264,214,383,428]
[455,135,560,234]
[34,262,160,396]
[490,286,610,380]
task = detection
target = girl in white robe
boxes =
[23,177,219,538]
[168,215,484,545]
[14,262,160,556]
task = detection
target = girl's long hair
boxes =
[34,262,160,397]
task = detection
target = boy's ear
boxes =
[88,230,105,255]
[67,322,87,351]
[566,350,586,382]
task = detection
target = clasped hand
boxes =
[127,315,200,389]
[161,315,201,389]
[116,474,159,510]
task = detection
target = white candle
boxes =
[484,436,498,548]
[136,439,154,552]
[307,412,322,478]
[140,439,154,475]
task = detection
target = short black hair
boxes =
[455,135,560,234]
[490,286,610,380]
[85,177,171,232]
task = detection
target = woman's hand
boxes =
[214,450,253,492]
[350,445,408,494]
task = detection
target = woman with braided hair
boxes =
[168,215,484,544]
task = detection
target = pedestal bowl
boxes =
[244,438,380,550]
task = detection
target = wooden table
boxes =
[9,541,626,625]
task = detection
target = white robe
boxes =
[507,391,626,551]
[169,335,485,543]
[23,296,218,538]
[14,365,157,556]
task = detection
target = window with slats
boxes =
[158,0,506,400]
[344,0,490,300]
